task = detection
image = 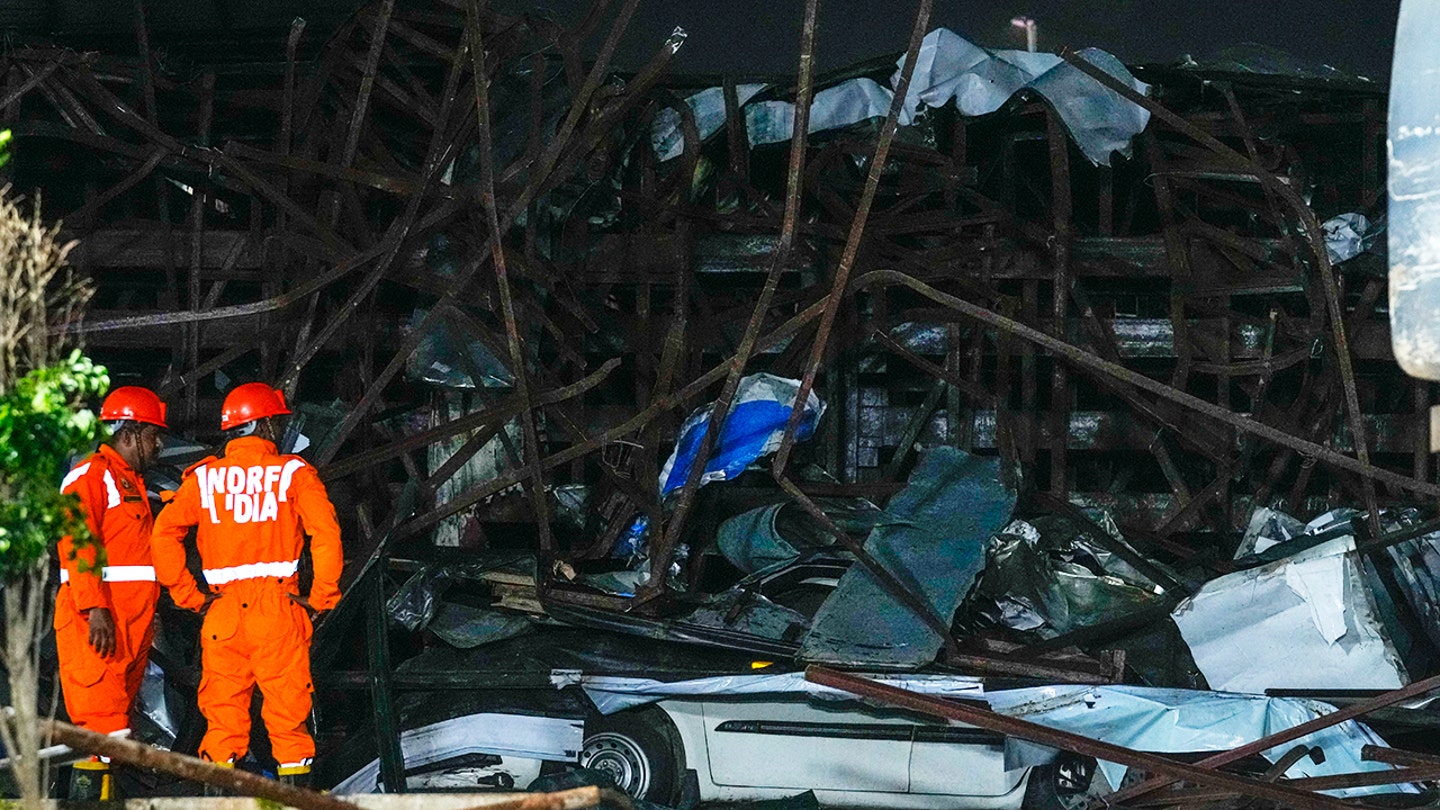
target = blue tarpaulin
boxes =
[659,374,824,497]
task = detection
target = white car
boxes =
[333,630,1093,810]
[574,694,1088,810]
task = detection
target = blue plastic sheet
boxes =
[659,374,824,497]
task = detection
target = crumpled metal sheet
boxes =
[1172,536,1409,692]
[651,28,1150,169]
[985,685,1413,798]
[799,447,1015,667]
[894,29,1151,165]
[960,517,1163,638]
[650,83,767,162]
[1322,212,1378,264]
[331,712,584,794]
[716,502,836,574]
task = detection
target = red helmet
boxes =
[100,386,168,428]
[221,383,291,431]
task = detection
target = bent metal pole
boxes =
[803,667,1373,810]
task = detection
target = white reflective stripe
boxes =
[277,459,306,502]
[101,470,122,509]
[61,463,91,493]
[202,560,300,585]
[59,566,156,584]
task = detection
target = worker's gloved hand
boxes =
[87,608,117,658]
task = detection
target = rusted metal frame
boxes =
[637,0,822,594]
[722,75,749,186]
[496,0,642,187]
[872,330,996,406]
[157,344,254,399]
[323,357,619,482]
[1152,463,1236,536]
[278,19,470,395]
[849,269,1440,498]
[58,65,355,257]
[636,228,693,528]
[774,475,964,660]
[186,71,217,424]
[438,301,658,518]
[32,68,106,134]
[0,59,59,110]
[1364,745,1440,769]
[1282,275,1386,485]
[1148,766,1434,801]
[943,653,1116,684]
[131,0,183,316]
[290,17,363,158]
[1065,283,1229,461]
[419,414,509,504]
[806,667,1362,810]
[224,141,431,196]
[62,236,391,336]
[1145,133,1198,397]
[1215,88,1382,530]
[466,0,555,557]
[65,146,167,228]
[394,294,833,539]
[653,92,704,214]
[132,0,159,122]
[280,17,307,162]
[882,377,948,482]
[1415,380,1430,483]
[336,0,396,177]
[368,45,442,127]
[385,17,455,61]
[317,6,671,466]
[1045,106,1072,495]
[771,0,935,478]
[1062,51,1381,535]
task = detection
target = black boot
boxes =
[68,760,113,801]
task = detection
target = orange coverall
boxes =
[150,436,343,769]
[55,444,159,735]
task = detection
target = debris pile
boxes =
[5,0,1440,805]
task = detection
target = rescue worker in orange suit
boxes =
[150,383,343,788]
[56,386,168,800]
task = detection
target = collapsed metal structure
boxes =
[8,0,1440,804]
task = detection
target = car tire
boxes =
[578,709,684,805]
[1022,755,1098,810]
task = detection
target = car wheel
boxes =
[578,709,683,805]
[1023,755,1097,810]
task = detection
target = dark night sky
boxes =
[506,0,1402,82]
